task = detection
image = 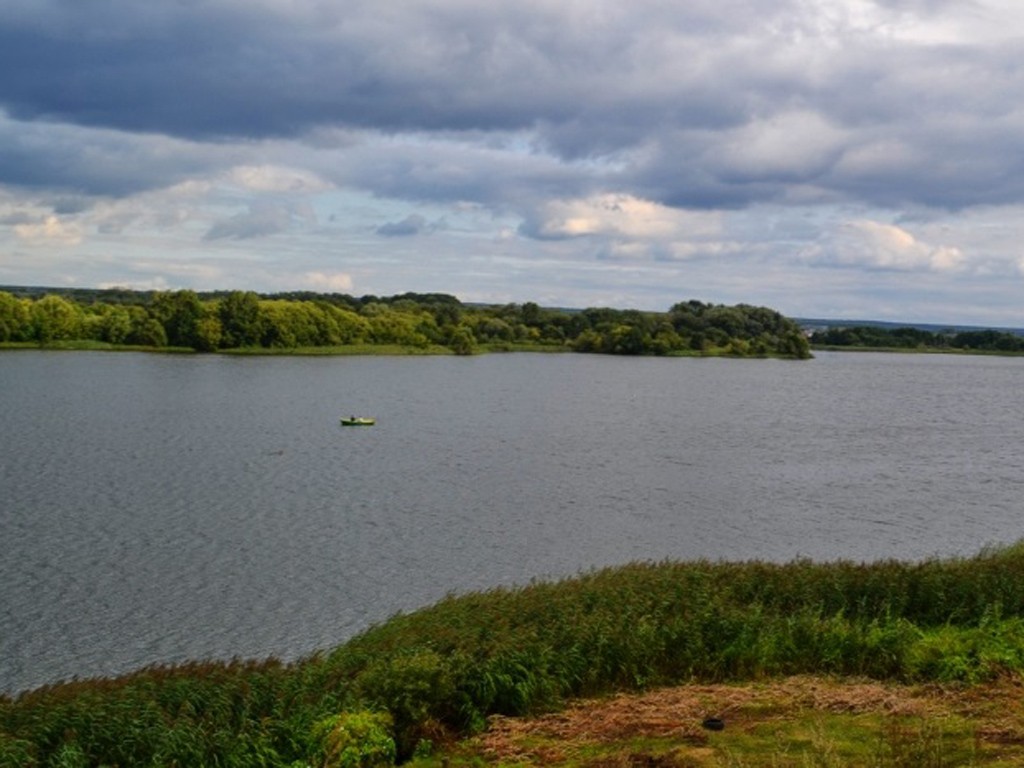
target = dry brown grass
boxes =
[463,675,1024,767]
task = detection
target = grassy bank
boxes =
[220,343,457,356]
[1,340,782,357]
[0,340,195,353]
[0,340,456,356]
[6,544,1024,766]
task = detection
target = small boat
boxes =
[340,416,375,426]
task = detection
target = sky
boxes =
[2,1,1024,325]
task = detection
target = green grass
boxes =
[476,342,569,353]
[715,713,979,767]
[1,340,807,358]
[220,343,458,356]
[7,543,1024,765]
[1,341,458,356]
[0,340,194,353]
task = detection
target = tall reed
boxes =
[5,542,1024,765]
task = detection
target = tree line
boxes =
[0,287,812,358]
[811,324,1024,353]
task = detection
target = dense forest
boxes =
[811,324,1024,353]
[0,287,812,359]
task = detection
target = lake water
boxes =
[2,350,1024,694]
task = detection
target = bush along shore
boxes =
[0,288,811,358]
[6,543,1024,765]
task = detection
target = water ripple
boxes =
[3,351,1024,693]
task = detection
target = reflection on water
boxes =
[2,350,1024,693]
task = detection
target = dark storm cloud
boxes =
[2,0,1024,215]
[0,1,580,138]
[0,1,816,143]
[0,110,238,196]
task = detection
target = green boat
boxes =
[340,416,375,426]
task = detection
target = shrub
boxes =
[353,650,456,757]
[308,711,395,768]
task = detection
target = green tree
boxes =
[520,301,542,327]
[324,304,372,345]
[308,301,343,345]
[606,323,649,354]
[259,300,319,347]
[218,291,264,348]
[362,304,431,347]
[778,330,812,359]
[571,329,603,352]
[96,305,133,344]
[192,310,223,352]
[31,294,82,343]
[128,315,168,347]
[447,324,477,355]
[650,323,684,355]
[0,291,33,341]
[480,317,514,342]
[151,290,204,348]
[705,305,746,338]
[670,300,709,333]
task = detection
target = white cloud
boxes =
[827,219,965,271]
[13,215,83,245]
[880,0,1024,45]
[223,165,331,194]
[301,271,354,292]
[518,194,754,265]
[527,194,723,241]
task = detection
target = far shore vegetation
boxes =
[0,286,811,358]
[810,324,1024,355]
[7,543,1024,765]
